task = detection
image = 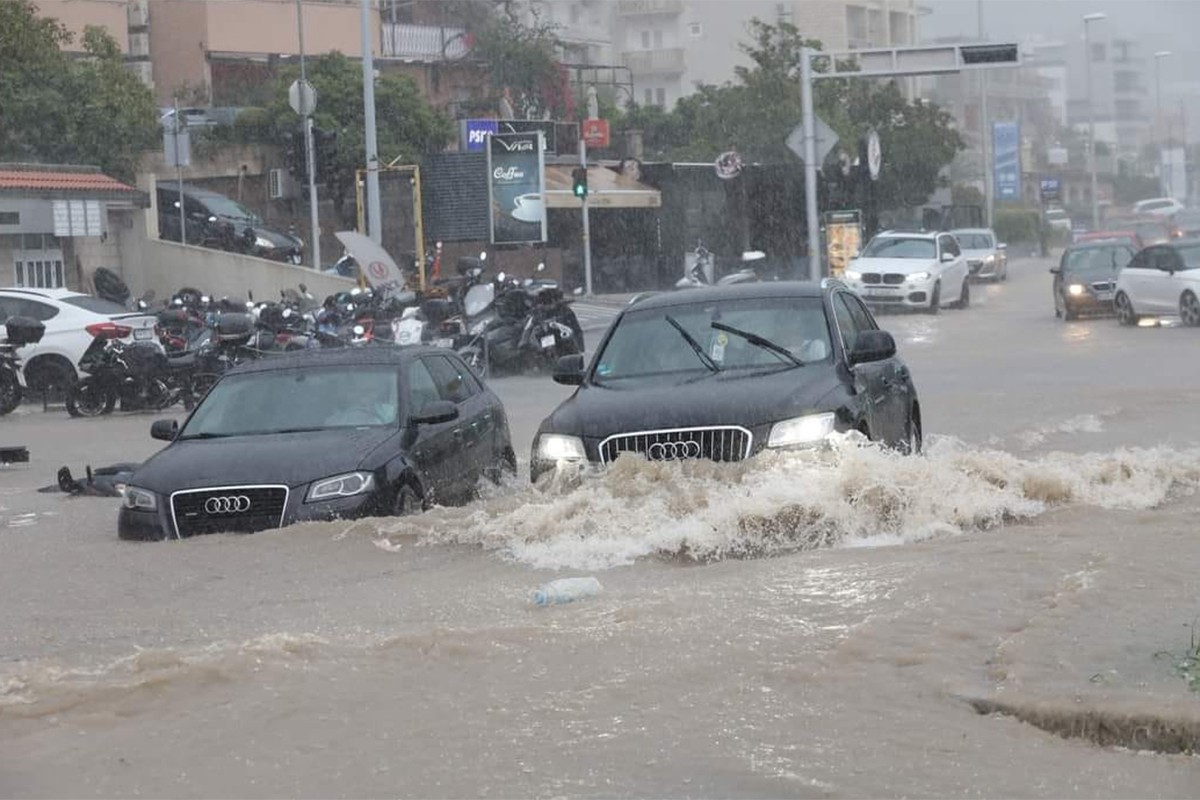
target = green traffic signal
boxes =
[572,167,588,199]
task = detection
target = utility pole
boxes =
[173,96,186,246]
[1083,12,1105,230]
[361,0,382,244]
[580,138,593,296]
[801,46,820,282]
[296,0,320,268]
[978,0,993,229]
[1154,51,1172,197]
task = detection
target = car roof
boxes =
[877,230,939,239]
[1163,238,1200,249]
[950,228,993,235]
[1067,239,1138,250]
[622,281,825,312]
[0,288,87,301]
[224,346,453,377]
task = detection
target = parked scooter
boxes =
[0,316,45,416]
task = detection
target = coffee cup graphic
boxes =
[511,193,544,223]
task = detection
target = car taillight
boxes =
[85,322,133,339]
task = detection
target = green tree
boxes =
[264,52,453,226]
[0,1,158,180]
[467,4,570,119]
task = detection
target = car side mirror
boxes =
[848,330,897,366]
[997,243,1007,250]
[1049,267,1061,274]
[940,252,956,263]
[553,354,585,386]
[151,419,178,441]
[411,400,458,425]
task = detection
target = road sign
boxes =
[581,119,610,149]
[787,115,838,166]
[289,79,317,116]
[163,126,190,168]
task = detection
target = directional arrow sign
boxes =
[786,114,838,166]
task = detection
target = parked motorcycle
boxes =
[66,333,199,417]
[0,316,45,416]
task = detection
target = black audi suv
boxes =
[119,348,514,540]
[530,281,921,481]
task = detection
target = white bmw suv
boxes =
[1113,242,1200,327]
[843,230,971,314]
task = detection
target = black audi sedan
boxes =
[530,281,921,481]
[119,348,514,540]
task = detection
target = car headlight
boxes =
[983,255,996,264]
[535,433,587,462]
[906,271,931,283]
[122,486,157,511]
[767,412,836,448]
[1068,283,1085,296]
[255,235,273,249]
[306,471,375,502]
[843,270,861,281]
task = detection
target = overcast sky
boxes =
[920,0,1200,91]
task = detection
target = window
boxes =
[0,212,18,225]
[655,87,666,106]
[426,356,477,404]
[846,6,868,43]
[688,22,702,37]
[644,88,653,105]
[653,29,663,48]
[0,297,57,322]
[62,296,131,315]
[775,3,792,24]
[833,294,864,352]
[844,294,878,333]
[406,359,442,414]
[939,235,961,257]
[641,30,650,49]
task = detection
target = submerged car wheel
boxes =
[901,411,922,455]
[1061,294,1078,321]
[0,369,21,416]
[66,380,115,417]
[1115,291,1139,327]
[952,279,970,309]
[391,483,422,517]
[926,282,941,315]
[1180,291,1200,328]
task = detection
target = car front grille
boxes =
[1091,281,1115,292]
[599,426,753,465]
[170,485,289,537]
[861,272,881,284]
[883,273,906,284]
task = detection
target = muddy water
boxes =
[3,258,1200,797]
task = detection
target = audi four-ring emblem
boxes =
[204,495,251,514]
[646,440,702,461]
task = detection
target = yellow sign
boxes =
[826,215,862,276]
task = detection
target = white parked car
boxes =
[1133,197,1186,218]
[843,230,971,314]
[1045,208,1073,232]
[952,227,1008,281]
[1113,242,1200,327]
[0,289,159,391]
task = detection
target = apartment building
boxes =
[1065,33,1150,163]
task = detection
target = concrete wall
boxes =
[39,0,130,52]
[148,0,209,104]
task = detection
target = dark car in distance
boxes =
[1050,240,1138,320]
[119,348,514,540]
[157,183,304,264]
[530,281,921,482]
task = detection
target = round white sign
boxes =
[867,129,882,181]
[714,151,744,180]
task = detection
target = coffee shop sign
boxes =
[494,166,526,181]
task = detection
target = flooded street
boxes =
[4,256,1200,797]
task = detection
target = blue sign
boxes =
[462,118,498,152]
[1039,178,1061,202]
[993,121,1021,202]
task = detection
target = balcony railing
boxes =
[622,48,684,74]
[616,0,683,16]
[381,23,469,61]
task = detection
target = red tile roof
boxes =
[0,169,138,194]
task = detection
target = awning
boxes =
[543,165,662,210]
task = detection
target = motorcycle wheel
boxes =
[458,345,487,377]
[66,380,116,418]
[0,368,21,416]
[145,378,174,411]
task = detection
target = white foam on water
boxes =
[1015,413,1107,448]
[367,434,1200,571]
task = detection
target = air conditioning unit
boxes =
[269,168,289,199]
[127,0,149,28]
[128,32,150,57]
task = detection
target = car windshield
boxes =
[594,296,832,382]
[1063,246,1135,274]
[956,233,993,249]
[861,237,936,259]
[197,193,260,223]
[180,366,399,438]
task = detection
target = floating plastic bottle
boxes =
[531,576,602,607]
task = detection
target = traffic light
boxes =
[572,167,588,199]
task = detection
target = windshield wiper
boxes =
[664,314,720,373]
[711,321,805,368]
[257,427,330,435]
[176,431,229,440]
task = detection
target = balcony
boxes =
[381,23,469,61]
[617,0,683,16]
[622,48,684,74]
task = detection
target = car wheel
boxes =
[952,279,970,309]
[901,411,922,455]
[926,282,941,315]
[1180,291,1200,327]
[1062,294,1078,321]
[0,369,21,416]
[24,355,76,396]
[66,379,115,417]
[1115,291,1139,327]
[391,483,422,517]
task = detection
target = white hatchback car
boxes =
[0,289,159,391]
[951,228,1008,281]
[1113,242,1200,327]
[1133,197,1186,218]
[843,230,971,313]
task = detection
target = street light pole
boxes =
[978,0,993,229]
[1083,12,1105,230]
[361,0,382,244]
[801,46,820,282]
[296,0,320,268]
[1154,50,1172,197]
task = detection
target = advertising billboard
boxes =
[461,119,498,152]
[487,131,547,245]
[993,121,1021,202]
